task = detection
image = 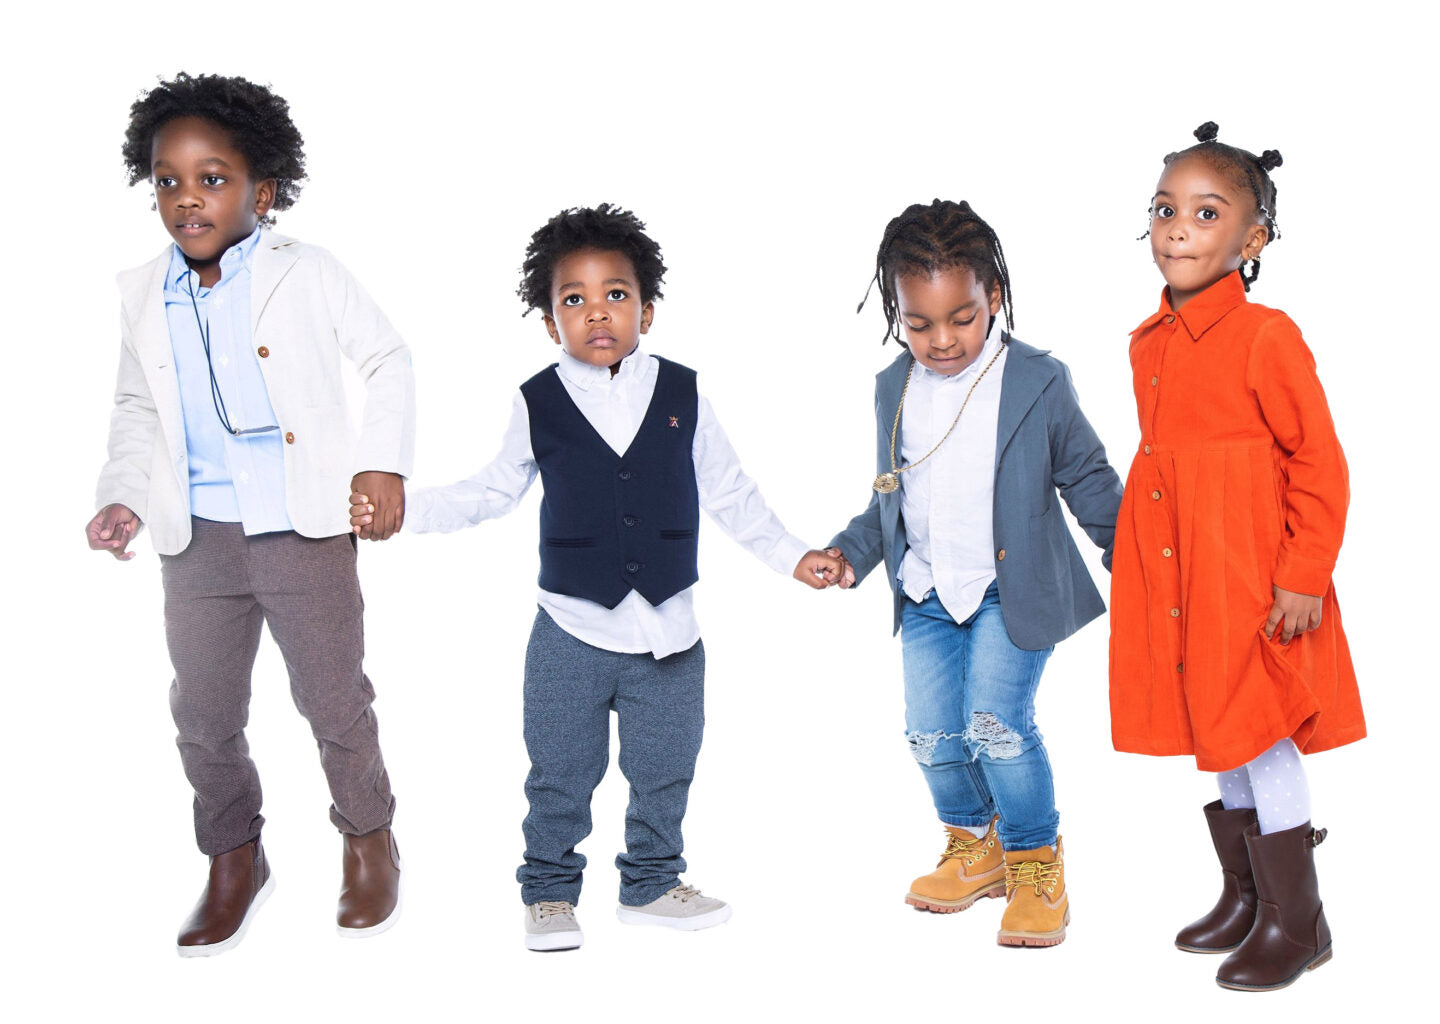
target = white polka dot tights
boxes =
[1215,738,1312,834]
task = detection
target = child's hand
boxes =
[86,503,140,561]
[350,472,406,541]
[825,547,856,589]
[1264,585,1323,645]
[793,548,847,589]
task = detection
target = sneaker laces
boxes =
[1005,859,1062,897]
[535,900,574,919]
[666,884,701,903]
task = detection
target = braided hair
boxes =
[860,199,1013,347]
[122,72,307,220]
[518,204,667,315]
[1160,121,1283,290]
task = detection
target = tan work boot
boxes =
[905,817,1005,913]
[997,838,1068,947]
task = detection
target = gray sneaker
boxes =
[615,884,732,931]
[524,900,583,951]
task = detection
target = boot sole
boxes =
[905,882,1006,913]
[1175,939,1240,954]
[996,905,1070,947]
[1215,944,1332,992]
[176,872,275,958]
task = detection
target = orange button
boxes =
[997,549,1006,561]
[285,432,295,444]
[257,346,270,358]
[1162,547,1173,558]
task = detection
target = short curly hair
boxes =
[518,204,666,315]
[122,72,307,215]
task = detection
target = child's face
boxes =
[1149,155,1269,308]
[894,267,1002,375]
[543,249,653,370]
[150,116,274,279]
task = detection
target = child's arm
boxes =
[354,392,537,535]
[1248,315,1348,643]
[692,393,842,589]
[88,312,155,561]
[321,251,416,541]
[826,490,884,588]
[1046,362,1124,569]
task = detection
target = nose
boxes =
[932,327,959,353]
[1166,219,1187,241]
[586,306,610,323]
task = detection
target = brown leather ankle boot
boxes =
[1216,822,1331,991]
[337,828,402,936]
[176,836,274,957]
[1175,800,1258,953]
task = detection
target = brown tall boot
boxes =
[905,817,1005,913]
[337,828,402,936]
[1216,822,1331,991]
[176,836,274,957]
[1175,800,1258,953]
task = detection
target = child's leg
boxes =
[953,586,1056,852]
[518,609,618,905]
[900,594,997,833]
[612,639,705,907]
[162,520,268,856]
[250,532,395,836]
[1240,738,1311,834]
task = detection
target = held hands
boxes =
[793,548,851,590]
[349,471,406,541]
[1264,585,1323,645]
[86,503,141,560]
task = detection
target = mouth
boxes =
[587,330,616,346]
[175,222,212,237]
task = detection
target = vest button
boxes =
[623,516,639,527]
[618,469,633,481]
[625,561,642,573]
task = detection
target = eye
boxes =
[201,174,227,188]
[1153,203,1175,219]
[561,294,583,307]
[607,288,628,302]
[954,315,977,327]
[1197,207,1219,222]
[905,321,929,333]
[154,176,177,189]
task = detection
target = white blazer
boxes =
[95,233,416,556]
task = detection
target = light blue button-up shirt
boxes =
[164,226,292,534]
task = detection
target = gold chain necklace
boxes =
[873,342,1006,494]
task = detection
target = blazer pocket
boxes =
[659,529,696,540]
[545,537,596,548]
[1027,506,1066,582]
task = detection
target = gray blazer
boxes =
[830,335,1122,649]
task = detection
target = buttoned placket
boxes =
[1139,317,1185,677]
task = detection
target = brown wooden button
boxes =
[1151,376,1159,386]
[1162,547,1173,557]
[1176,662,1184,673]
[257,346,270,358]
[1143,444,1152,455]
[285,432,295,444]
[1165,314,1176,324]
[1170,607,1181,617]
[997,549,1006,561]
[1151,490,1161,500]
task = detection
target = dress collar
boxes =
[166,224,264,293]
[555,346,647,391]
[1131,270,1247,341]
[913,325,1007,384]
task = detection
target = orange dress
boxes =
[1108,272,1365,772]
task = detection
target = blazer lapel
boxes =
[875,352,911,474]
[994,336,1056,467]
[251,234,301,332]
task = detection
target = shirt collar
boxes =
[166,224,265,293]
[555,345,646,391]
[913,323,1007,384]
[1131,270,1247,341]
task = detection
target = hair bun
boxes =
[1258,149,1284,171]
[1193,121,1220,143]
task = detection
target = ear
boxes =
[1241,223,1270,262]
[253,177,277,218]
[639,301,655,334]
[542,313,561,345]
[988,281,1003,318]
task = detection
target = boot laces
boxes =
[535,900,574,919]
[1005,859,1062,896]
[942,830,984,860]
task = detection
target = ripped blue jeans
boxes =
[900,584,1058,851]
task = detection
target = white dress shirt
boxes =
[406,349,810,658]
[897,327,1008,623]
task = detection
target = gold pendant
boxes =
[873,472,899,494]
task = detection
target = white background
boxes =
[3,1,1431,1020]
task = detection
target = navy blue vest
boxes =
[520,357,701,609]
